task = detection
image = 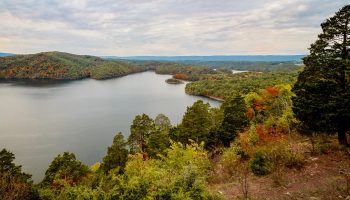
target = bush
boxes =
[265,142,305,171]
[250,151,271,176]
[284,152,305,170]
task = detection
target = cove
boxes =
[0,71,220,182]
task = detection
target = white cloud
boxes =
[0,0,348,55]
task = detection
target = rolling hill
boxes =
[0,52,145,80]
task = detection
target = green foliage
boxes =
[245,84,296,133]
[90,60,144,80]
[265,142,306,171]
[133,61,217,81]
[37,142,219,200]
[178,60,301,72]
[247,124,259,145]
[128,113,172,158]
[292,5,350,146]
[41,152,90,186]
[128,113,156,154]
[0,149,31,181]
[154,113,172,132]
[0,149,39,200]
[166,78,184,84]
[147,114,172,158]
[250,151,271,176]
[117,142,215,200]
[219,94,249,147]
[100,132,129,174]
[220,146,249,176]
[185,68,300,100]
[147,131,171,158]
[174,100,214,146]
[0,51,146,80]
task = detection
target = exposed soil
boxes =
[209,150,350,199]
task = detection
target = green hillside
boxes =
[0,51,145,80]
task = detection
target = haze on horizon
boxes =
[0,0,348,56]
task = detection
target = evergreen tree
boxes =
[128,113,156,154]
[147,114,171,157]
[100,132,128,174]
[177,100,213,145]
[154,113,172,132]
[0,149,30,180]
[292,5,350,146]
[41,152,90,186]
[219,94,249,147]
[0,149,39,200]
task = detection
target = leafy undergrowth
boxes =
[208,134,350,200]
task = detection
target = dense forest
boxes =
[185,67,301,100]
[175,60,301,72]
[1,4,350,200]
[0,52,224,81]
[0,52,147,80]
[0,51,301,82]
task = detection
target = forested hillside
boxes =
[185,67,301,100]
[176,60,301,72]
[0,52,146,80]
[0,52,223,81]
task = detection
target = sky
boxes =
[0,0,348,56]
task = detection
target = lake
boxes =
[0,71,220,182]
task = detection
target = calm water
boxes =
[0,71,220,182]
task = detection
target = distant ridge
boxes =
[103,55,305,62]
[0,52,15,57]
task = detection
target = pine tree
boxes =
[219,94,249,147]
[41,152,89,186]
[128,114,156,154]
[100,132,128,174]
[177,100,213,145]
[292,5,350,146]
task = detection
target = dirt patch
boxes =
[209,152,350,199]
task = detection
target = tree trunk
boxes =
[338,127,349,147]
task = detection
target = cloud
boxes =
[0,0,348,55]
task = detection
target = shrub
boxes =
[265,141,305,171]
[250,151,271,176]
[284,151,305,170]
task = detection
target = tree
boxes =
[219,94,249,147]
[100,132,129,174]
[292,5,350,146]
[0,149,39,200]
[154,113,172,132]
[147,114,171,157]
[176,100,213,145]
[128,114,156,155]
[147,131,171,158]
[0,149,30,180]
[41,152,90,186]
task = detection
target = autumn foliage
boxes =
[173,72,189,80]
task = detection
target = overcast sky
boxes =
[0,0,348,56]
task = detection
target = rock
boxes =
[310,197,320,200]
[310,157,318,161]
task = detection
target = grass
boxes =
[208,134,350,199]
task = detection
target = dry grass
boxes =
[208,136,350,200]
